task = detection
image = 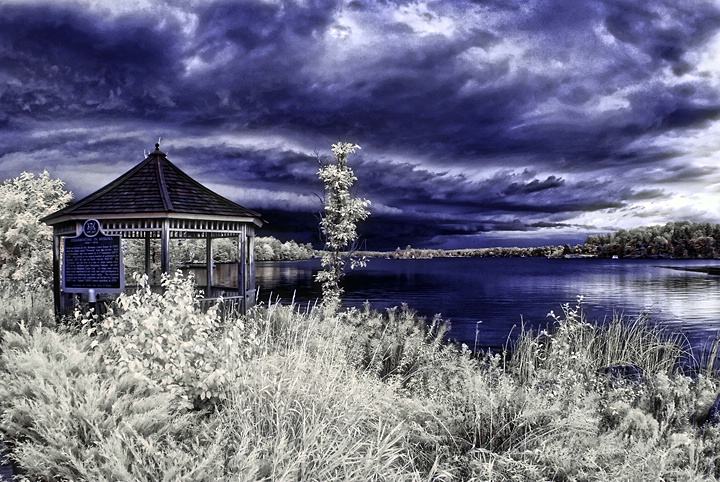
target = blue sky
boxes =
[2,0,720,249]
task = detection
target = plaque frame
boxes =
[62,218,125,295]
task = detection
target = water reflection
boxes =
[255,261,320,304]
[574,264,720,346]
[256,258,720,351]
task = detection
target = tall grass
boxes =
[0,325,216,481]
[510,297,688,384]
[216,300,453,480]
[0,289,54,333]
[209,349,428,480]
[1,278,720,480]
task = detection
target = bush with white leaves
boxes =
[92,271,258,409]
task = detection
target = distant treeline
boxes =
[254,237,315,261]
[358,245,572,259]
[584,221,720,259]
[357,221,720,260]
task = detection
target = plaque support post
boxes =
[88,288,97,317]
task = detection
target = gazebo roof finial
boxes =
[151,138,166,158]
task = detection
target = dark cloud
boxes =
[180,144,320,194]
[502,176,566,195]
[655,164,718,183]
[629,188,666,201]
[2,0,720,249]
[0,3,189,120]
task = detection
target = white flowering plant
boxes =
[90,271,258,409]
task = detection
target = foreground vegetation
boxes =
[1,278,720,480]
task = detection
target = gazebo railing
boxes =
[58,286,253,320]
[198,288,256,321]
[198,295,244,321]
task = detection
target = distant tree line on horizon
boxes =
[584,221,720,259]
[357,221,720,260]
[357,244,570,259]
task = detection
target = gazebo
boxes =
[41,143,265,317]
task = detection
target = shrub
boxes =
[205,345,451,481]
[0,171,72,294]
[92,271,257,408]
[227,301,459,478]
[0,289,54,334]
[242,299,327,358]
[0,324,218,481]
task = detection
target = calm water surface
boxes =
[256,257,720,352]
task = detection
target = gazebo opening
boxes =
[40,143,265,318]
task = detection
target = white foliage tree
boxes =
[0,171,73,293]
[315,142,370,309]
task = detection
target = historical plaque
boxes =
[63,219,125,293]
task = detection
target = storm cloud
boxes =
[2,0,720,248]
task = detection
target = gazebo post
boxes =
[247,226,256,301]
[144,233,152,281]
[238,226,247,308]
[206,234,214,296]
[52,229,62,318]
[160,219,171,277]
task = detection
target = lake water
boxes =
[256,257,720,354]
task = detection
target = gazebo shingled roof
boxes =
[42,142,264,318]
[41,143,263,223]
